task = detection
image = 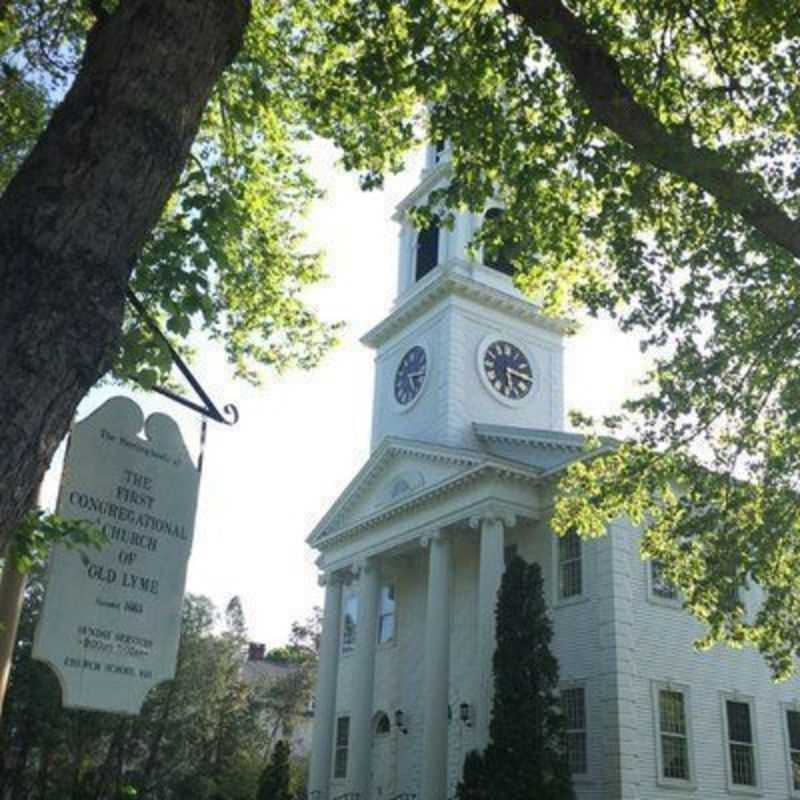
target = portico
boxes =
[307,438,543,800]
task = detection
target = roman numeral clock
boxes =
[393,345,428,409]
[478,336,536,405]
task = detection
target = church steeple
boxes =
[393,140,521,305]
[363,143,567,451]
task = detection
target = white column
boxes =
[348,559,381,798]
[309,572,344,799]
[421,531,451,800]
[471,511,515,749]
[397,224,411,295]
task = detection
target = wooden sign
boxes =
[33,397,200,714]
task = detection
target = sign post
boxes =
[0,552,26,716]
[33,396,200,714]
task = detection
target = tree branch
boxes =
[505,0,800,259]
[86,0,108,22]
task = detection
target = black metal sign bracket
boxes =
[125,289,239,426]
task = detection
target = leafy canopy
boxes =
[1,588,317,799]
[4,0,800,675]
[1,0,339,391]
[5,509,107,575]
[284,0,800,678]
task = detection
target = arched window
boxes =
[483,207,514,277]
[374,711,391,736]
[415,220,440,281]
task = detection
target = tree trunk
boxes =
[139,677,178,796]
[92,718,127,800]
[0,0,250,551]
[507,0,800,258]
[8,739,29,800]
[112,721,132,799]
[70,713,86,800]
[36,747,51,800]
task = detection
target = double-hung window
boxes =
[333,716,350,779]
[785,706,800,792]
[377,584,396,644]
[725,697,759,788]
[561,686,587,775]
[651,560,679,601]
[341,592,358,655]
[558,531,583,599]
[656,687,692,783]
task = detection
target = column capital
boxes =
[420,529,446,548]
[317,570,345,588]
[469,504,517,530]
[350,556,378,578]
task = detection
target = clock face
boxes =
[482,340,533,400]
[394,345,428,405]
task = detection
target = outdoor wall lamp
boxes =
[459,702,473,727]
[395,708,408,734]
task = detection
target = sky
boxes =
[40,141,647,650]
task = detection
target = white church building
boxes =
[306,142,800,800]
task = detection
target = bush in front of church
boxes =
[256,739,292,800]
[456,556,575,800]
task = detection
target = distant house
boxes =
[243,642,314,758]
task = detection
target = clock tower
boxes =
[363,141,567,451]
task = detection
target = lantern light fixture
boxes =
[394,708,408,734]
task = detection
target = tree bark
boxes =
[36,747,50,800]
[139,675,178,796]
[0,0,250,552]
[507,0,800,258]
[91,718,127,800]
[0,558,26,722]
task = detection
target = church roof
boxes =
[308,427,619,549]
[307,436,544,548]
[474,423,617,473]
[474,424,589,450]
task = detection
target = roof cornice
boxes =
[361,270,570,349]
[306,437,487,546]
[474,424,588,451]
[313,458,543,550]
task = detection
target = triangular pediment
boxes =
[308,437,485,545]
